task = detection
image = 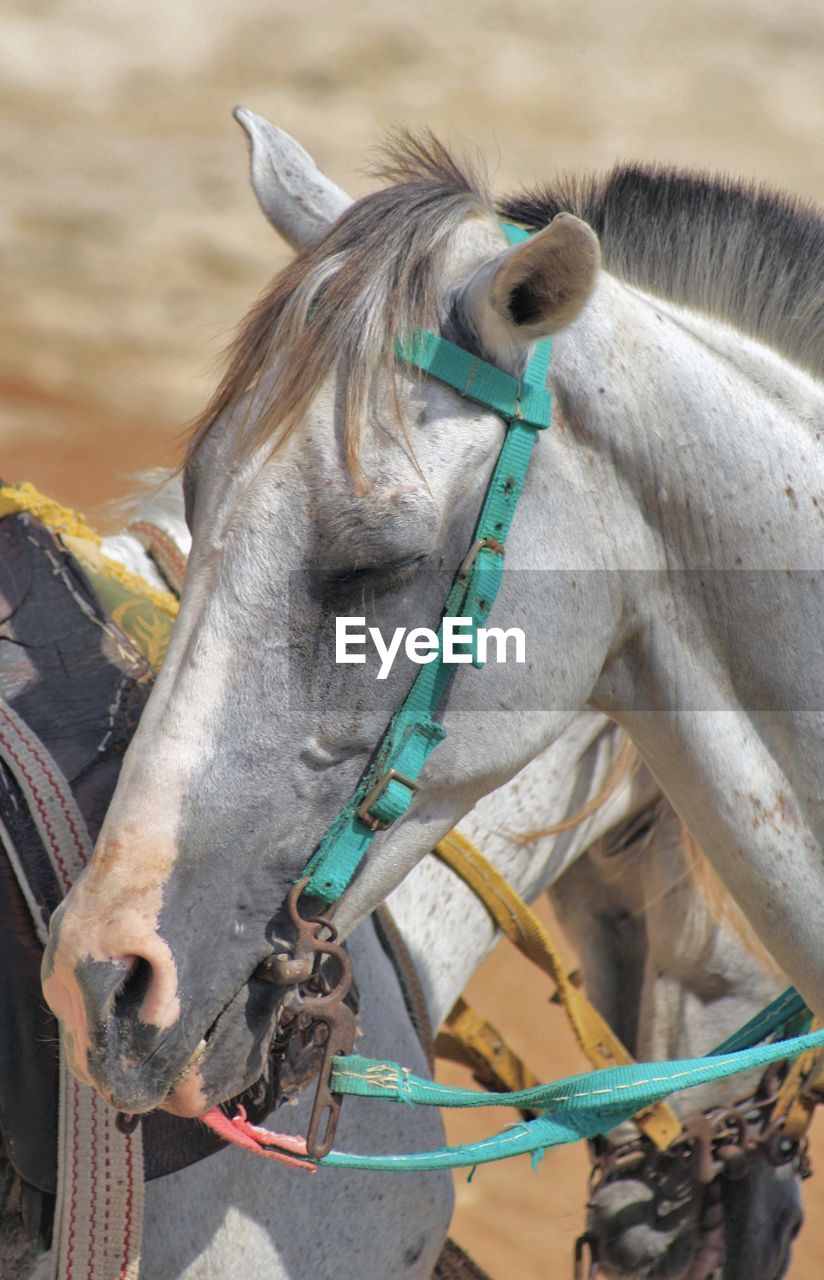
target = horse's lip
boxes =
[167,988,246,1097]
[164,976,290,1110]
[174,1035,210,1086]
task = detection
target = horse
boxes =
[0,477,806,1279]
[37,111,824,1267]
[136,714,806,1280]
[0,481,808,1280]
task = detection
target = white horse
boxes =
[90,481,819,1280]
[37,112,824,1271]
[6,502,799,1279]
[133,723,802,1280]
[0,479,802,1279]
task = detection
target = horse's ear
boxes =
[233,108,352,251]
[463,214,600,356]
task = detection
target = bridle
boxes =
[301,223,554,906]
[278,222,556,1153]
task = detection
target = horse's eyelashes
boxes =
[323,555,426,594]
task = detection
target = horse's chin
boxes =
[159,1045,212,1117]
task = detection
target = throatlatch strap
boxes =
[304,225,553,902]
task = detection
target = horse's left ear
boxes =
[233,108,353,251]
[462,214,600,357]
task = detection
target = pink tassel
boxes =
[202,1105,317,1172]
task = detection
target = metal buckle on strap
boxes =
[356,769,419,831]
[458,536,505,581]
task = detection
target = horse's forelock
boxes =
[186,132,494,483]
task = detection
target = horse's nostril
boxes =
[112,955,154,1019]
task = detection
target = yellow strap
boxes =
[436,997,543,1114]
[0,483,179,669]
[0,483,179,620]
[770,1020,824,1140]
[434,829,682,1149]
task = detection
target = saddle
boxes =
[0,510,253,1238]
[0,505,435,1256]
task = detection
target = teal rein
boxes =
[295,223,822,1173]
[317,988,823,1171]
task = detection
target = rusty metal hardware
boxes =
[255,949,315,986]
[573,1232,598,1280]
[356,769,420,831]
[458,536,505,580]
[115,1112,141,1135]
[678,1109,747,1185]
[284,877,357,1159]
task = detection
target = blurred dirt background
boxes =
[2,0,824,1274]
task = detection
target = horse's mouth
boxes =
[160,1039,215,1116]
[159,979,286,1118]
[165,1034,210,1103]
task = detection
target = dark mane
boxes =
[500,165,824,378]
[189,147,824,476]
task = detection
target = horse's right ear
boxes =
[233,108,352,251]
[459,214,600,367]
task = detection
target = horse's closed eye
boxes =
[323,555,426,592]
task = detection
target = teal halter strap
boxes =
[303,224,550,902]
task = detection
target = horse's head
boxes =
[585,1139,802,1280]
[42,114,600,1115]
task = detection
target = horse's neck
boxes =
[525,272,824,1023]
[551,802,786,1111]
[386,709,658,1030]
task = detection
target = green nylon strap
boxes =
[394,329,552,431]
[303,223,552,902]
[312,994,824,1171]
[710,985,808,1055]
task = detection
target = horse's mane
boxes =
[189,138,823,481]
[500,165,824,379]
[186,133,494,485]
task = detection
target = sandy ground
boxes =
[2,1,824,1274]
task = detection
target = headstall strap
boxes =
[300,224,555,907]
